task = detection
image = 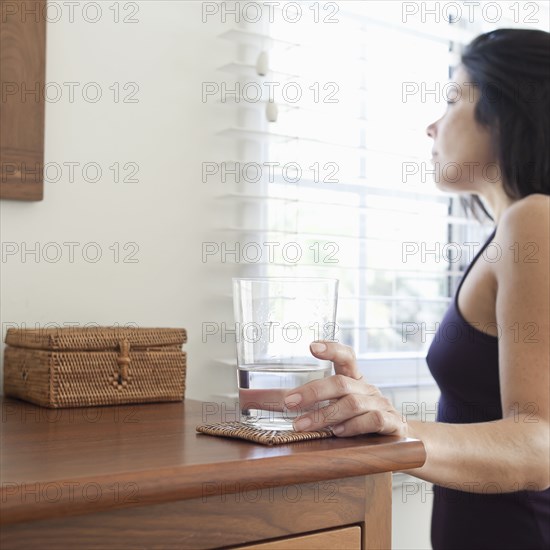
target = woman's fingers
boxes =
[285,341,409,437]
[331,409,408,438]
[292,393,394,432]
[285,340,380,413]
[309,341,363,380]
[284,373,381,410]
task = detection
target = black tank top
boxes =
[426,228,550,550]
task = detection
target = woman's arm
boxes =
[284,195,550,494]
[405,195,549,492]
[404,414,548,492]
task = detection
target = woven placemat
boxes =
[196,421,334,446]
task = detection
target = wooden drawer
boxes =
[240,526,361,549]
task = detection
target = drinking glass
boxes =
[233,277,339,430]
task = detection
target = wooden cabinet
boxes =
[242,526,361,549]
[0,398,425,549]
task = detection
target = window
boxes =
[211,1,549,391]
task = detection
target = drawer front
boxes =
[240,525,361,549]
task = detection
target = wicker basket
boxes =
[3,327,187,408]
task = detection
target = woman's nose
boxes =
[426,121,436,138]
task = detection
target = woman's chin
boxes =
[433,179,476,194]
[433,180,457,193]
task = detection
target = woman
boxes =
[284,29,549,550]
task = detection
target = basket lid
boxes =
[5,327,187,351]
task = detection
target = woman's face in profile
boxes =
[426,65,499,193]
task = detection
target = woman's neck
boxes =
[477,184,516,224]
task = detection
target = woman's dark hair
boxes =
[459,28,550,220]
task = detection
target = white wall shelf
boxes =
[219,28,299,51]
[217,62,298,80]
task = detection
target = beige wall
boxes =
[0,1,237,401]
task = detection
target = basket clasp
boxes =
[117,339,131,384]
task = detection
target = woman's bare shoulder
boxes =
[492,194,549,281]
[497,193,549,241]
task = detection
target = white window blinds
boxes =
[205,0,549,393]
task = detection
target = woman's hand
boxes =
[284,341,409,438]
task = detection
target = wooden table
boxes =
[0,398,425,549]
